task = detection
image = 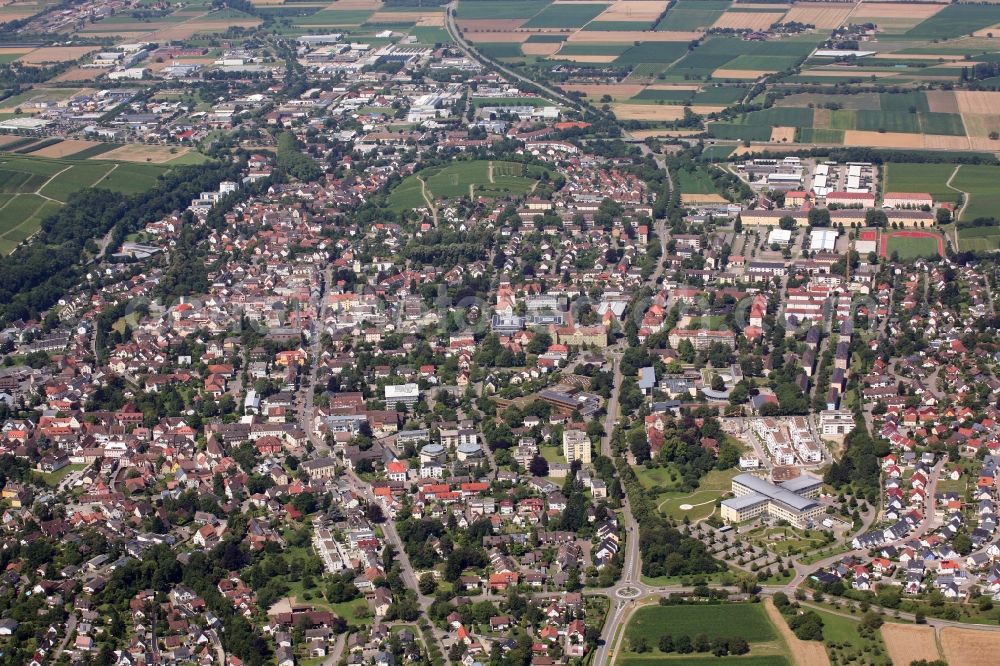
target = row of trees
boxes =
[633,632,750,657]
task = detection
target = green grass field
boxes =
[656,0,727,31]
[558,42,628,56]
[674,165,720,194]
[959,225,1000,252]
[616,42,690,65]
[905,4,1000,39]
[457,0,551,20]
[619,658,790,666]
[524,2,607,28]
[882,163,958,202]
[0,154,169,254]
[621,603,788,664]
[693,86,748,105]
[388,160,546,211]
[951,164,1000,221]
[655,467,739,521]
[292,9,373,26]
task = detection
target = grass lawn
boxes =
[329,598,371,626]
[35,463,86,487]
[800,604,890,663]
[634,464,682,491]
[674,165,720,195]
[747,526,828,556]
[620,602,790,664]
[539,444,565,466]
[387,160,546,211]
[626,603,777,643]
[654,468,738,522]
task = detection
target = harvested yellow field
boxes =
[881,624,940,665]
[843,130,929,149]
[713,68,773,78]
[150,18,261,41]
[763,599,830,666]
[595,0,668,22]
[562,83,645,97]
[973,23,1000,37]
[681,193,728,204]
[96,145,190,164]
[416,13,444,27]
[567,29,700,42]
[955,90,1000,115]
[0,134,28,147]
[712,11,784,31]
[853,2,945,20]
[647,84,700,91]
[611,103,722,120]
[522,42,561,56]
[925,90,960,114]
[781,3,853,29]
[30,140,103,158]
[327,0,382,8]
[51,67,98,82]
[962,113,1000,138]
[368,12,444,26]
[843,130,979,151]
[770,126,796,143]
[940,627,1000,666]
[611,103,687,121]
[560,54,617,62]
[813,108,831,129]
[18,46,96,64]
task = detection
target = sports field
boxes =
[0,154,169,254]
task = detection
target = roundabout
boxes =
[617,586,642,599]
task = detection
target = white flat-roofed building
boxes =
[819,410,856,435]
[810,229,838,252]
[384,383,419,409]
